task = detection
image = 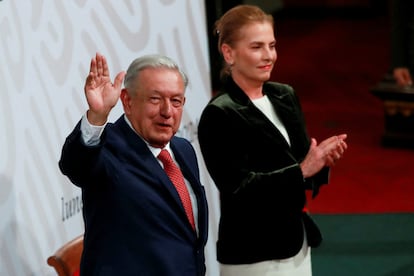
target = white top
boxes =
[220,235,311,276]
[252,95,291,146]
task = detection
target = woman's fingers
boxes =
[317,134,348,166]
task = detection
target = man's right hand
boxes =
[84,53,125,125]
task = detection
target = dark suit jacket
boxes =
[197,77,328,265]
[59,115,208,276]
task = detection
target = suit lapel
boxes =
[266,88,303,147]
[116,117,191,221]
[170,141,204,201]
[224,78,308,160]
[265,86,310,158]
[171,141,208,239]
[227,79,293,150]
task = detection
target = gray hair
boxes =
[123,54,188,95]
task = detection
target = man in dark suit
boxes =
[59,53,208,275]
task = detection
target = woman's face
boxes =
[223,22,277,85]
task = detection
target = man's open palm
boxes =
[84,53,125,124]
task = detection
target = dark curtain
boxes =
[204,0,242,93]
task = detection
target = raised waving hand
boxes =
[84,53,126,125]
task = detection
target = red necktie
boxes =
[158,149,195,230]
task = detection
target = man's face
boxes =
[121,67,186,148]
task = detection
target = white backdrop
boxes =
[0,0,220,275]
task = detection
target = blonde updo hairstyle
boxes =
[214,5,274,79]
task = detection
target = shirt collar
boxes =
[123,114,171,157]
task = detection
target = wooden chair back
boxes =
[47,234,83,276]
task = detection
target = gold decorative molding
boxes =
[384,101,414,116]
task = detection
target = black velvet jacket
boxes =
[197,77,328,264]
